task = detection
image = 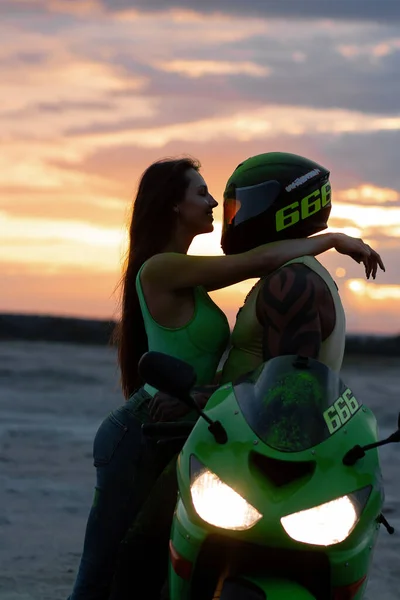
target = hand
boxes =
[333,233,385,279]
[149,391,191,422]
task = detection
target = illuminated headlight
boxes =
[190,460,262,531]
[281,488,371,546]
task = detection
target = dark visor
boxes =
[224,180,281,228]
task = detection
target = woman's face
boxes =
[178,169,218,236]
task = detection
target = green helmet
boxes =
[221,152,332,254]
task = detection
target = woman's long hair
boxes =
[114,157,200,399]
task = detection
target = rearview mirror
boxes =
[138,351,196,402]
[139,351,228,445]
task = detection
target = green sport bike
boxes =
[140,351,399,600]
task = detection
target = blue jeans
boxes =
[68,389,176,600]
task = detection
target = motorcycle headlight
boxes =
[190,458,262,531]
[280,487,371,546]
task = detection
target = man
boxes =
[220,151,349,380]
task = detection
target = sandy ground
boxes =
[0,342,399,599]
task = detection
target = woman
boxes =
[68,156,383,600]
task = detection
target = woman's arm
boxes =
[142,233,384,293]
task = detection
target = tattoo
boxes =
[256,264,325,361]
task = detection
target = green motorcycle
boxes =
[140,351,399,600]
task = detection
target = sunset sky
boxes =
[1,0,399,333]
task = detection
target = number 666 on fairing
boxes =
[323,388,360,435]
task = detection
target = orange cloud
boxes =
[337,39,400,61]
[3,57,144,116]
[68,106,400,151]
[155,59,270,78]
[1,263,120,320]
[0,212,128,273]
[347,279,400,301]
[342,280,400,334]
[336,185,399,205]
[331,202,400,231]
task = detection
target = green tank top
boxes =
[136,262,230,395]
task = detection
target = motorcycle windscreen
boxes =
[234,355,362,452]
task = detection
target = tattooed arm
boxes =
[255,263,335,361]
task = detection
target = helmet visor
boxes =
[223,180,282,230]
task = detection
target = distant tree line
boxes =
[0,313,399,356]
[0,313,115,346]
